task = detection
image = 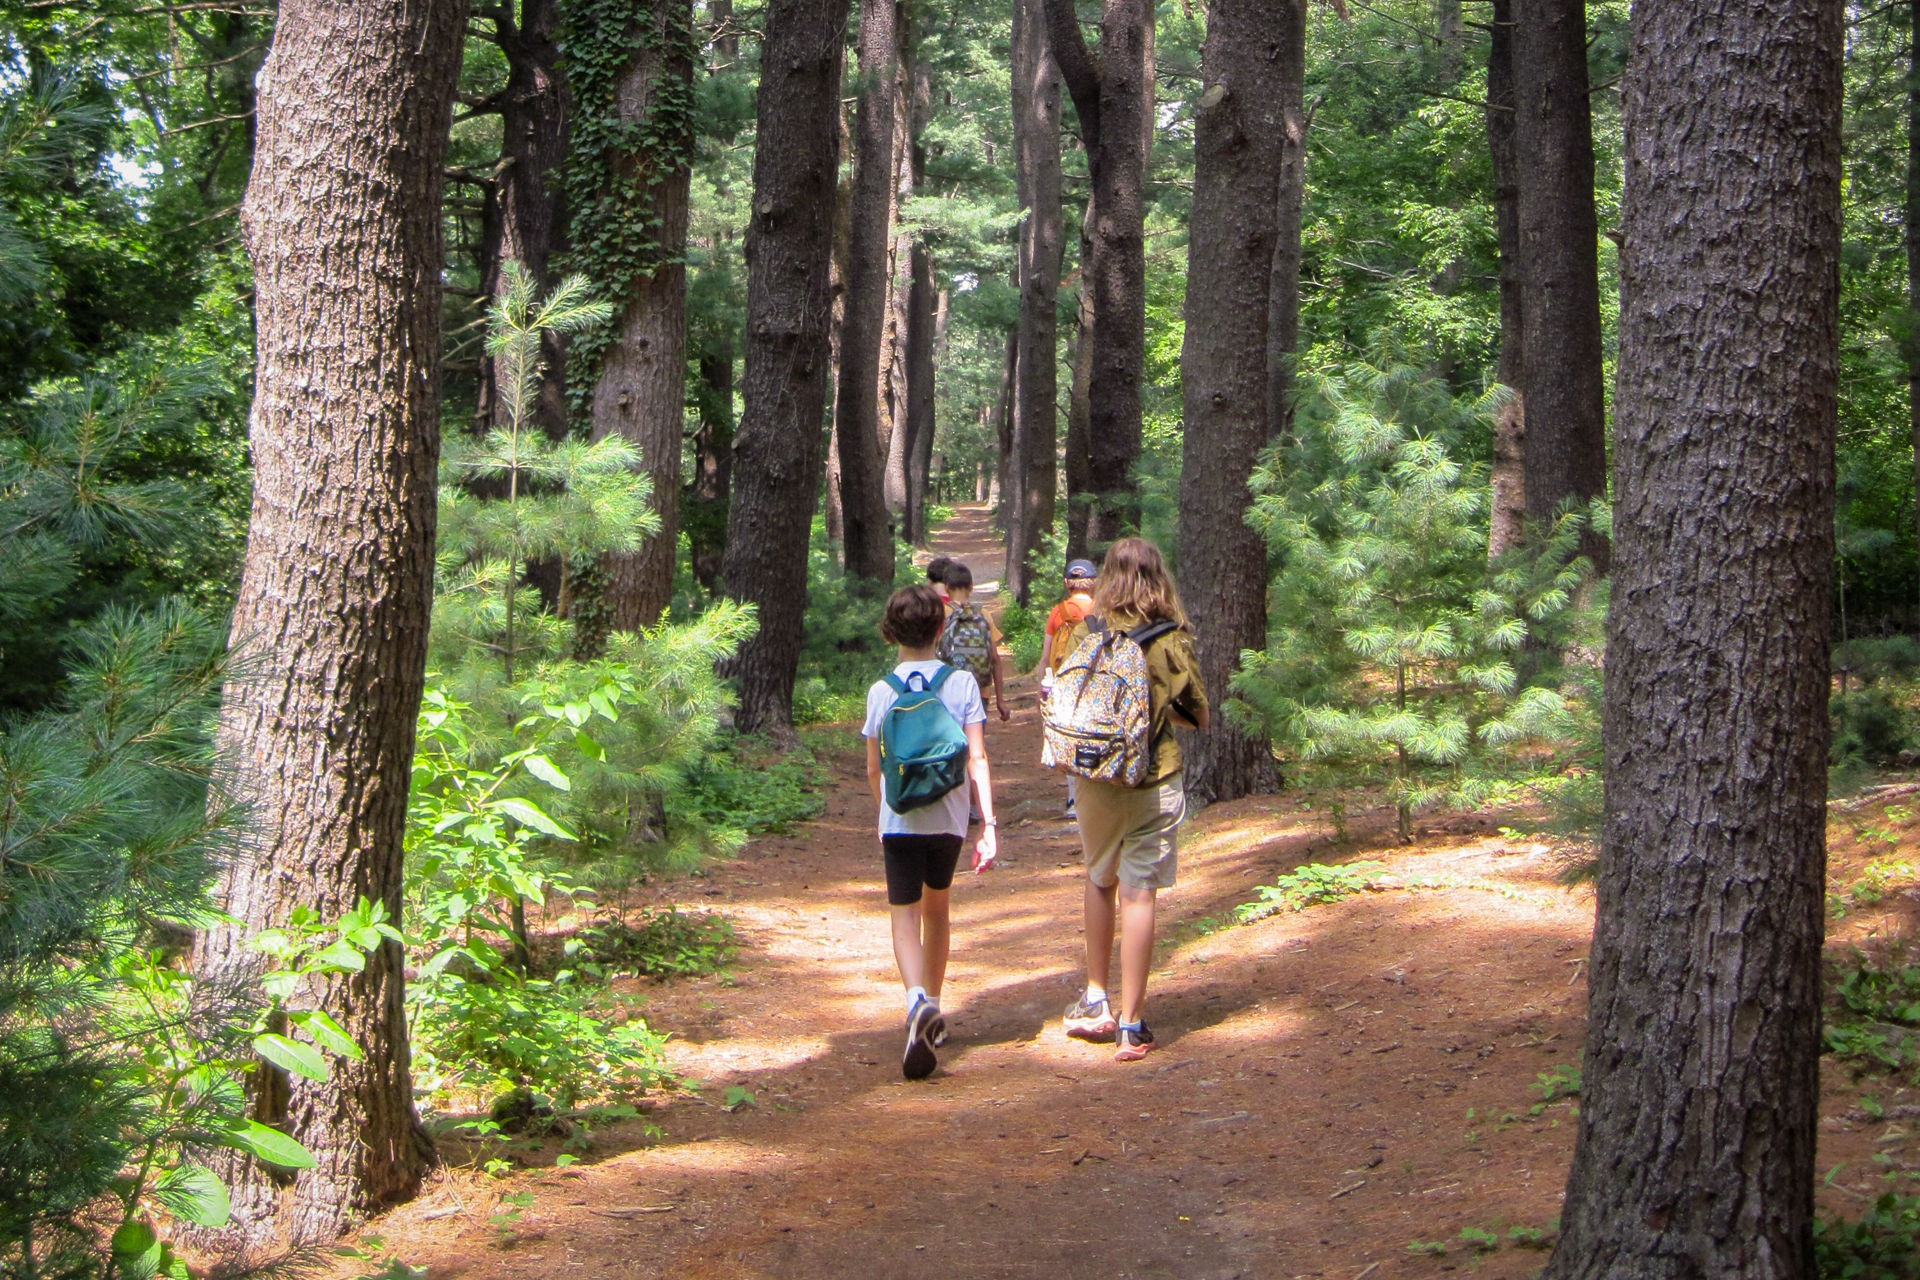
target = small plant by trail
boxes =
[1816,1193,1920,1279]
[1236,861,1385,922]
[572,908,737,980]
[1824,947,1920,1079]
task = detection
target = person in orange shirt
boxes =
[1039,558,1098,819]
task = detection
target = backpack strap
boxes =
[926,664,957,692]
[1128,619,1180,650]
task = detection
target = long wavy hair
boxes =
[1092,537,1190,632]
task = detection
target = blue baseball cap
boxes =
[1066,559,1097,580]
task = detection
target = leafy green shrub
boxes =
[405,677,681,1108]
[572,909,737,979]
[1816,1193,1920,1279]
[409,959,668,1111]
[673,735,826,840]
[1236,861,1385,922]
[1835,636,1920,690]
[1824,951,1920,1075]
[1833,689,1912,768]
[1238,362,1600,841]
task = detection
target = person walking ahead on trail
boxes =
[1039,558,1098,676]
[1038,558,1099,820]
[937,562,1010,724]
[863,584,999,1080]
[1049,538,1208,1062]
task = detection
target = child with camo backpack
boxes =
[936,562,1010,725]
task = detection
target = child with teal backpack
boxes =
[863,584,999,1080]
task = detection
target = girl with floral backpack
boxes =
[1048,538,1208,1061]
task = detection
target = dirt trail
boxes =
[358,508,1911,1280]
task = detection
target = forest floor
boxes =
[342,506,1920,1280]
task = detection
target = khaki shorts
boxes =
[1076,773,1186,891]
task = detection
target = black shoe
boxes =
[904,999,939,1079]
[1114,1022,1156,1062]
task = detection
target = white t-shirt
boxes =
[861,660,985,837]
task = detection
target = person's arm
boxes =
[991,646,1010,720]
[865,735,883,805]
[966,720,997,871]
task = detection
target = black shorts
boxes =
[882,834,965,905]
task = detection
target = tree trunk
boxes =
[884,10,922,532]
[1177,0,1284,806]
[490,0,571,439]
[685,336,733,592]
[834,0,902,589]
[991,329,1018,532]
[719,0,850,736]
[1543,0,1840,1270]
[1265,0,1306,443]
[904,242,936,544]
[1008,0,1065,604]
[1064,258,1095,560]
[1485,0,1527,560]
[825,106,852,562]
[1092,0,1150,544]
[908,281,944,544]
[1910,0,1920,611]
[1511,0,1607,569]
[710,0,738,57]
[1045,0,1150,549]
[193,0,466,1243]
[587,0,696,630]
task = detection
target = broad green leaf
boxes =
[156,1164,231,1227]
[219,1119,316,1169]
[494,797,575,840]
[295,1009,363,1060]
[112,1221,160,1267]
[524,753,571,791]
[254,1033,329,1082]
[574,731,606,761]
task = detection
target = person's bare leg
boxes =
[1084,879,1118,992]
[1117,883,1158,1025]
[921,887,952,1001]
[891,901,927,995]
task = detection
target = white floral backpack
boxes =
[1042,617,1180,786]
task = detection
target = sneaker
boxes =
[1114,1023,1156,1062]
[903,998,939,1080]
[927,1009,948,1047]
[1064,801,1076,820]
[1063,992,1117,1042]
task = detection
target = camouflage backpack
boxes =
[1042,618,1179,786]
[937,604,997,685]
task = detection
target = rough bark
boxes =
[1264,0,1306,443]
[1064,261,1095,560]
[991,329,1017,526]
[1045,0,1151,547]
[1543,0,1841,1271]
[719,0,849,735]
[489,0,571,439]
[685,336,733,592]
[1486,0,1527,560]
[1910,0,1920,605]
[1511,0,1607,569]
[884,11,922,531]
[589,0,695,630]
[834,0,902,588]
[825,106,852,560]
[904,243,936,544]
[907,280,943,543]
[193,0,466,1243]
[1177,0,1283,805]
[1007,0,1065,603]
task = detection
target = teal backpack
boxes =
[877,666,971,812]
